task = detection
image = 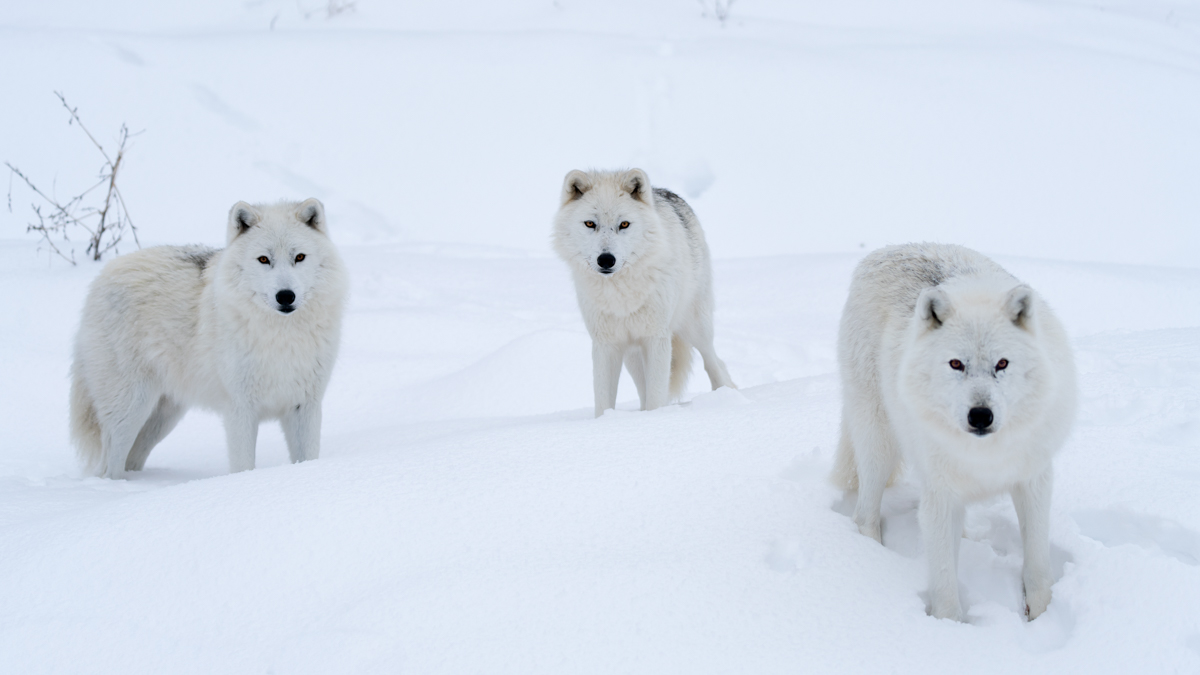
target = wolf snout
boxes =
[276,289,296,313]
[597,253,616,273]
[967,406,994,434]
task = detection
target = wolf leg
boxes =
[223,408,260,473]
[698,345,734,390]
[641,336,672,411]
[830,415,859,490]
[848,400,896,543]
[99,385,159,479]
[282,401,322,464]
[681,320,734,390]
[920,488,965,621]
[623,347,647,410]
[1013,466,1054,619]
[592,341,623,417]
[125,396,187,471]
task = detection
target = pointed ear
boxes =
[620,168,651,202]
[561,170,592,205]
[227,201,260,243]
[1004,284,1035,330]
[297,198,327,235]
[915,287,952,329]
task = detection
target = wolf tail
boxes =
[70,363,104,476]
[669,334,693,401]
[829,415,859,490]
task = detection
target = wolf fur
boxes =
[831,243,1076,621]
[552,168,736,417]
[70,199,348,478]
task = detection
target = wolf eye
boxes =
[257,256,270,265]
[584,221,596,229]
[949,359,964,371]
[995,359,1008,371]
[619,221,630,229]
[295,253,306,263]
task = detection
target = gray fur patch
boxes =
[906,260,945,289]
[875,245,992,290]
[867,245,995,314]
[653,187,694,228]
[179,246,218,271]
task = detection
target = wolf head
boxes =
[901,277,1047,439]
[225,198,337,315]
[552,169,660,277]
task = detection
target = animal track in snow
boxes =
[764,538,807,573]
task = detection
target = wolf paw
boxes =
[929,600,963,622]
[856,520,882,544]
[1025,588,1052,620]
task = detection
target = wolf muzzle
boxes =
[276,289,296,313]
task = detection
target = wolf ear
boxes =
[297,198,327,234]
[916,287,952,329]
[562,170,592,204]
[227,202,260,243]
[1004,285,1035,330]
[620,168,651,203]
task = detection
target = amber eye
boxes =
[949,359,964,371]
[619,221,630,229]
[295,253,306,263]
[584,220,596,229]
[257,256,270,265]
[995,359,1008,371]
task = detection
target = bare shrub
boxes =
[699,0,735,26]
[6,92,140,264]
[301,0,356,20]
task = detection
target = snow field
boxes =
[2,239,1200,672]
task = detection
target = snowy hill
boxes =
[2,1,1200,673]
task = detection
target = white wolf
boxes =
[831,243,1076,621]
[70,199,349,478]
[553,168,736,416]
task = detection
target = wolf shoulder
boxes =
[850,243,1010,307]
[651,187,699,228]
[90,244,219,291]
[651,187,710,264]
[851,243,1068,328]
[82,245,222,323]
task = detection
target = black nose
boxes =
[276,289,296,306]
[597,253,616,270]
[968,407,994,430]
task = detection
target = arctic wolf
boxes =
[553,168,736,416]
[70,199,348,478]
[831,243,1076,621]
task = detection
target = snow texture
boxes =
[2,1,1200,673]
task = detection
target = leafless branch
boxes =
[6,93,141,264]
[298,0,356,20]
[699,0,735,26]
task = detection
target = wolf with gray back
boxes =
[831,243,1077,621]
[70,199,348,478]
[553,168,736,416]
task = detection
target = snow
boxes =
[3,1,1200,673]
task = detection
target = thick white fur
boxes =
[831,243,1076,621]
[553,168,736,416]
[70,199,348,478]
